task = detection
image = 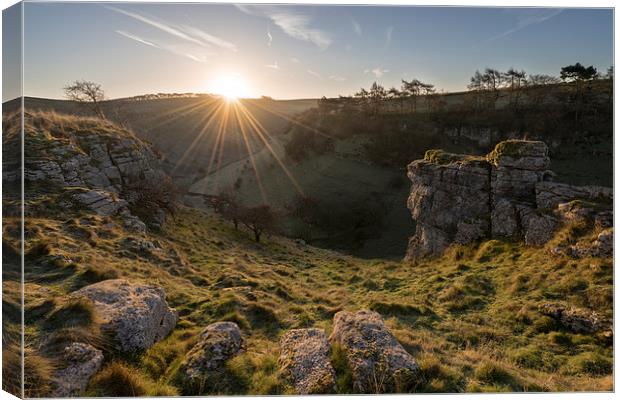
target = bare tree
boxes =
[239,205,277,242]
[64,80,106,119]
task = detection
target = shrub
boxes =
[87,361,150,396]
[23,348,55,398]
[473,361,516,388]
[563,352,612,376]
[45,297,98,330]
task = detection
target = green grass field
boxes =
[3,204,612,396]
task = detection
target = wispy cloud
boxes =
[107,5,237,52]
[307,69,321,79]
[352,19,362,36]
[385,26,394,46]
[267,30,273,47]
[490,8,563,41]
[236,5,331,50]
[179,24,237,51]
[270,12,331,50]
[290,57,300,63]
[365,67,389,78]
[115,29,210,63]
[265,61,280,70]
[184,53,207,63]
[116,30,158,48]
[329,75,346,81]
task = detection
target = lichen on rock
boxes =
[329,310,421,393]
[72,279,178,352]
[279,328,336,394]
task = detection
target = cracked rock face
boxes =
[179,322,243,382]
[279,328,336,394]
[329,310,421,393]
[52,342,104,397]
[4,112,168,226]
[405,153,491,260]
[73,279,178,352]
[405,140,613,260]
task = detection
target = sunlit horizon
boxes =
[3,3,613,102]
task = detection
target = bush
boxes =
[473,361,516,388]
[45,297,98,330]
[87,361,164,396]
[563,352,612,376]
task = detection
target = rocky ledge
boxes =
[405,140,612,260]
[2,111,171,229]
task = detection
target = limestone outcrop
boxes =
[329,310,421,393]
[405,140,612,260]
[279,328,336,394]
[3,112,171,229]
[73,279,178,352]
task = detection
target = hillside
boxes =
[2,111,613,397]
[4,96,317,188]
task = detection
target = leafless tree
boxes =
[63,80,106,119]
[239,205,277,242]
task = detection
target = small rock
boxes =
[540,303,605,334]
[52,342,104,397]
[124,216,147,233]
[180,322,243,382]
[329,310,421,393]
[73,279,178,351]
[279,328,336,394]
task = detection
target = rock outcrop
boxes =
[3,112,170,229]
[540,303,607,334]
[52,342,104,397]
[73,279,178,352]
[405,140,613,260]
[179,322,243,382]
[279,328,336,394]
[329,310,420,393]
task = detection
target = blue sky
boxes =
[5,3,614,100]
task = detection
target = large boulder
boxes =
[73,279,178,351]
[52,342,104,397]
[329,310,421,393]
[279,328,336,394]
[179,322,243,382]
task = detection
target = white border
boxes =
[0,1,616,400]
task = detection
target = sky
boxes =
[3,2,614,101]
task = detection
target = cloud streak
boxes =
[307,69,321,78]
[385,26,394,46]
[490,8,563,40]
[107,5,237,52]
[265,61,280,70]
[352,19,362,36]
[236,5,331,50]
[116,30,158,48]
[115,29,210,63]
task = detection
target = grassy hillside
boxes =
[4,204,612,396]
[4,96,316,188]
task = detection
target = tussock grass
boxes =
[11,204,613,394]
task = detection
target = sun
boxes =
[210,74,249,101]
